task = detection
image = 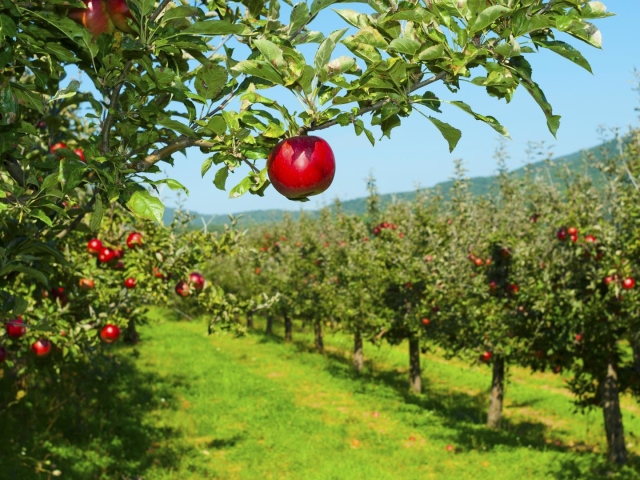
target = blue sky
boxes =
[153,1,639,216]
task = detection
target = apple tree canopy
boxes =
[1,0,612,220]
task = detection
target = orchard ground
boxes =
[3,310,640,479]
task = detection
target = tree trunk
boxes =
[408,336,421,394]
[314,321,324,353]
[284,313,292,342]
[601,361,627,465]
[487,356,505,429]
[265,315,273,335]
[123,319,139,345]
[246,311,254,329]
[353,331,364,372]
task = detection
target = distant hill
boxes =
[164,137,620,230]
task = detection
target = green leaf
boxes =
[90,194,103,231]
[389,38,421,56]
[229,176,253,198]
[0,264,49,286]
[214,166,230,190]
[161,6,202,23]
[181,21,250,36]
[427,117,461,152]
[231,60,285,85]
[157,115,197,137]
[30,209,53,227]
[162,179,189,192]
[289,2,310,36]
[195,64,228,100]
[126,190,165,224]
[469,5,512,34]
[315,28,348,72]
[50,80,80,103]
[448,101,510,138]
[533,40,592,73]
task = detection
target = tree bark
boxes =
[409,336,421,394]
[246,311,254,329]
[314,321,324,353]
[353,331,364,372]
[284,313,292,342]
[265,315,273,335]
[601,361,627,465]
[487,356,505,429]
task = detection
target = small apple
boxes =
[74,148,86,162]
[584,234,596,244]
[98,247,116,263]
[100,324,121,343]
[175,281,190,297]
[189,272,205,290]
[575,333,583,343]
[474,257,484,267]
[421,318,430,326]
[87,238,102,255]
[267,135,336,200]
[50,142,67,155]
[79,278,95,289]
[153,267,165,279]
[126,231,143,248]
[567,226,578,236]
[446,444,455,452]
[622,277,635,290]
[113,247,125,259]
[570,234,578,243]
[507,283,519,295]
[556,227,568,241]
[480,351,492,362]
[0,345,6,363]
[124,277,136,289]
[254,267,261,275]
[31,339,52,357]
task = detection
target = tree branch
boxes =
[298,71,448,135]
[136,136,215,171]
[55,190,98,240]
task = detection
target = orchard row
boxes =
[208,136,640,465]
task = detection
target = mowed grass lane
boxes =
[120,315,640,480]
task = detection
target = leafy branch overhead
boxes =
[2,0,611,219]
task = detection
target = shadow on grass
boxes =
[0,348,183,480]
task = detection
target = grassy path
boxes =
[121,317,640,479]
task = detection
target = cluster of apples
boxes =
[50,142,86,162]
[86,231,142,289]
[372,222,399,236]
[68,0,134,38]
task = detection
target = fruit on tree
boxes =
[100,324,121,343]
[507,283,519,295]
[6,317,26,338]
[114,247,125,259]
[480,351,492,362]
[585,234,596,244]
[474,257,484,267]
[98,247,116,263]
[105,0,134,33]
[124,277,136,289]
[421,318,430,326]
[622,277,635,290]
[575,333,583,343]
[189,272,205,290]
[79,278,95,289]
[68,0,115,38]
[153,267,165,279]
[126,231,143,248]
[266,136,336,199]
[567,226,578,236]
[446,444,455,452]
[87,238,103,255]
[556,228,568,241]
[175,280,190,297]
[50,142,67,154]
[31,339,52,357]
[570,234,578,243]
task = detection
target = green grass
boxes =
[3,312,640,479]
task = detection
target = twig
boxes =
[55,190,98,239]
[136,137,215,170]
[298,71,447,135]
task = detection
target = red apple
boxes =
[106,0,134,33]
[98,247,116,263]
[267,136,336,199]
[474,257,484,267]
[126,231,143,248]
[31,339,52,357]
[175,280,190,297]
[87,238,102,255]
[100,324,121,343]
[50,142,67,154]
[570,234,578,243]
[584,234,596,244]
[421,318,430,326]
[189,272,205,290]
[556,227,568,241]
[68,0,116,38]
[0,346,6,363]
[575,333,583,342]
[153,267,165,279]
[507,283,519,295]
[79,278,95,289]
[74,148,86,162]
[480,351,492,362]
[567,226,578,236]
[622,277,635,290]
[124,277,136,289]
[254,267,261,275]
[113,247,125,259]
